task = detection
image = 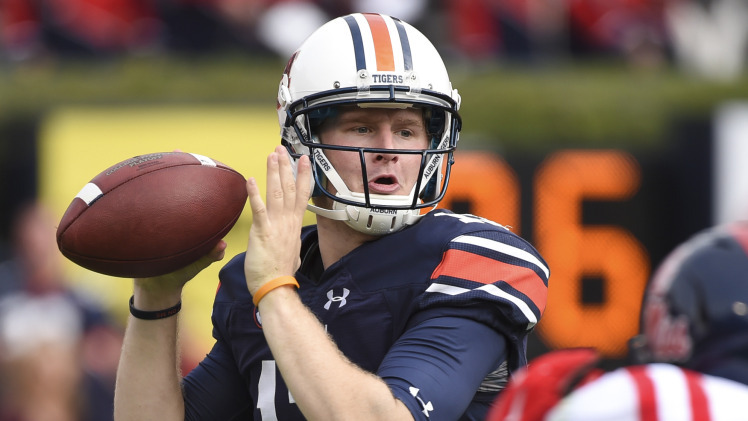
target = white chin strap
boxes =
[307,148,431,235]
[307,194,425,236]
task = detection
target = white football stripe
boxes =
[352,14,376,72]
[434,212,504,228]
[75,183,103,206]
[426,282,537,329]
[189,153,216,167]
[453,235,550,279]
[425,283,469,295]
[478,284,538,328]
[382,15,405,72]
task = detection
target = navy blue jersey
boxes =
[183,210,549,420]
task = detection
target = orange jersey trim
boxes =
[432,248,547,311]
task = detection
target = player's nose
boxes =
[372,130,399,163]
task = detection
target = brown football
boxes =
[56,152,247,278]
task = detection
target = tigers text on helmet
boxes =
[276,13,461,235]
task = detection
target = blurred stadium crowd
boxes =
[0,202,123,421]
[1,0,747,80]
[0,201,203,420]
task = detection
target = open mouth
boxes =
[369,174,400,193]
[374,176,395,185]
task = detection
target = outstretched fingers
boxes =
[244,147,311,291]
[269,145,311,224]
[246,176,268,229]
[295,154,312,218]
[247,147,288,230]
[265,149,284,215]
[247,146,310,230]
[277,145,299,215]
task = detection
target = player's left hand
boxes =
[244,145,312,295]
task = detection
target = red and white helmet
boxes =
[276,13,462,235]
[629,221,748,384]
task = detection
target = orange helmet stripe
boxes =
[363,13,395,71]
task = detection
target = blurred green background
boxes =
[3,55,748,152]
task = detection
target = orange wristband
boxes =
[252,276,299,306]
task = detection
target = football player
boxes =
[114,13,549,421]
[487,221,748,420]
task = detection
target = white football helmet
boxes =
[276,13,462,235]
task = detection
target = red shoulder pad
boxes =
[487,348,604,421]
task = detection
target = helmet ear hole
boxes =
[308,106,339,131]
[421,171,438,202]
[310,163,325,197]
[426,108,446,146]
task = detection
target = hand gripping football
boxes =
[56,152,247,278]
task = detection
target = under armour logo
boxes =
[324,288,350,310]
[253,308,262,328]
[409,387,433,417]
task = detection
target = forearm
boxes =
[258,286,413,421]
[114,290,185,421]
